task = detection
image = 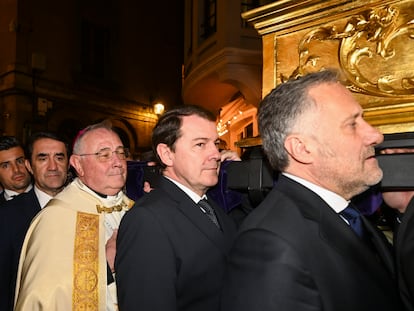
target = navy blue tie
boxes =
[340,204,365,238]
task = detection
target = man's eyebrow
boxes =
[36,152,67,157]
[342,111,361,123]
[192,137,209,142]
[0,156,25,165]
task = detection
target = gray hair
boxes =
[258,69,340,171]
[72,120,114,154]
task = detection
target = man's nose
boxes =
[365,121,384,146]
[12,162,24,173]
[48,159,58,170]
[210,144,221,160]
[112,152,124,166]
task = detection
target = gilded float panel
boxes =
[247,0,414,133]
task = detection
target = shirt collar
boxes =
[34,186,54,209]
[283,172,349,213]
[163,176,204,204]
[3,183,33,201]
[73,178,123,207]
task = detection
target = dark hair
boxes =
[0,136,23,152]
[152,105,216,168]
[140,150,158,163]
[26,132,69,164]
[258,69,340,171]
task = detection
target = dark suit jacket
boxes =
[221,175,403,311]
[0,192,7,207]
[116,176,237,311]
[0,189,41,311]
[395,196,414,311]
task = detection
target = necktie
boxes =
[340,204,366,239]
[198,199,221,229]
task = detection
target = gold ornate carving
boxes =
[273,3,414,133]
[283,4,414,99]
[244,0,414,133]
[73,212,100,311]
[340,6,414,98]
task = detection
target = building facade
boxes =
[0,0,183,157]
[182,0,273,152]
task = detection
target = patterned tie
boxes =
[340,204,366,239]
[198,199,221,229]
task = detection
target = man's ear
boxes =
[156,143,173,167]
[69,155,84,177]
[284,135,313,164]
[25,159,33,175]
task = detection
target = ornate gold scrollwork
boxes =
[284,5,414,100]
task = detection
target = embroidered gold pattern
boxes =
[96,199,132,213]
[73,212,100,311]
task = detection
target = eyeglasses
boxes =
[78,147,130,162]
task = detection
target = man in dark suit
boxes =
[0,136,32,206]
[221,70,403,311]
[386,192,414,311]
[0,132,69,311]
[116,105,238,311]
[379,147,414,311]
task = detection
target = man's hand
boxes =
[218,149,241,174]
[220,149,241,162]
[143,181,153,193]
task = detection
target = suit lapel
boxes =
[361,215,395,276]
[20,189,42,221]
[278,176,395,282]
[319,205,394,279]
[159,177,236,254]
[0,193,6,205]
[395,197,414,256]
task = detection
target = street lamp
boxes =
[153,102,165,115]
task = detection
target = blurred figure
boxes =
[381,147,414,311]
[14,121,133,311]
[221,70,403,311]
[217,138,228,152]
[0,136,32,205]
[116,105,237,311]
[0,132,69,311]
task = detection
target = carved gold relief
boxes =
[283,5,414,98]
[243,0,414,133]
[341,6,414,98]
[268,2,414,133]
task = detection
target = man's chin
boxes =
[366,170,383,187]
[206,178,219,188]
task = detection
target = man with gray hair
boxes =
[221,70,403,311]
[15,121,133,311]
